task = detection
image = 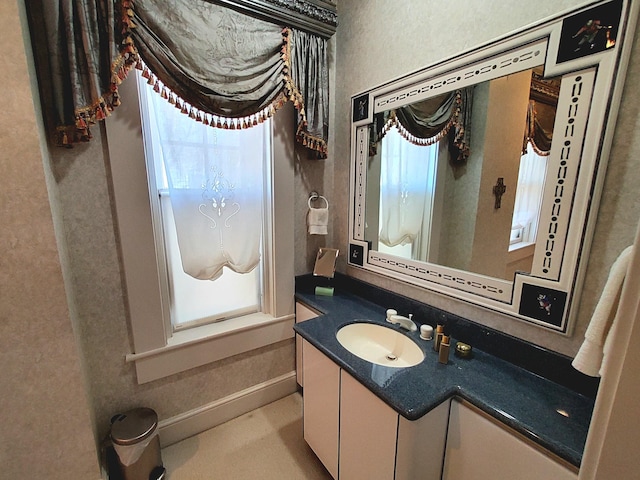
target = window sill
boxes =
[508,241,535,253]
[125,312,295,384]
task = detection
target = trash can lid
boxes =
[110,407,158,446]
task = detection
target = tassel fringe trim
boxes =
[380,110,457,147]
[136,61,285,133]
[524,139,551,157]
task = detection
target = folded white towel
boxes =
[308,195,329,235]
[572,246,633,377]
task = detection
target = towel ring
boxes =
[308,192,329,209]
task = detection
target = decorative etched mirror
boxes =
[348,0,634,332]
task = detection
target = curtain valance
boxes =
[129,0,287,119]
[26,0,124,144]
[27,0,330,158]
[372,87,474,165]
[522,100,552,156]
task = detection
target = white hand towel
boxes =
[572,245,633,377]
[308,196,329,235]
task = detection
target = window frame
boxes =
[106,75,295,384]
[137,76,267,332]
[509,141,548,252]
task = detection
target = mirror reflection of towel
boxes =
[308,207,328,235]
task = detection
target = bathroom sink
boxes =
[336,322,424,367]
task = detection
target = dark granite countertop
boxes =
[294,289,594,468]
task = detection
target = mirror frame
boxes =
[347,0,636,333]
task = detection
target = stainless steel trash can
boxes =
[110,407,164,480]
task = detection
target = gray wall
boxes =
[1,1,101,478]
[333,0,640,357]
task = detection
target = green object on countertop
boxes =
[315,286,334,296]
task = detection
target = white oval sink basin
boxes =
[336,323,424,368]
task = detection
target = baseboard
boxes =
[157,371,298,447]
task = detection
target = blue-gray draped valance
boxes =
[26,0,331,158]
[372,87,474,165]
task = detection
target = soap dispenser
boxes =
[438,335,450,364]
[433,324,444,351]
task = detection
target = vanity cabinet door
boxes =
[302,340,340,479]
[339,371,398,480]
[443,399,578,480]
[395,399,450,480]
[295,302,320,386]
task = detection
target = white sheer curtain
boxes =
[145,85,267,281]
[379,127,437,249]
[511,141,548,243]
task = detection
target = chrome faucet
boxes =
[387,312,417,332]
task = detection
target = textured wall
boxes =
[294,33,338,275]
[333,0,640,356]
[470,71,531,279]
[1,1,101,478]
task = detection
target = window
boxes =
[106,75,295,384]
[377,127,439,261]
[510,141,548,250]
[137,73,266,331]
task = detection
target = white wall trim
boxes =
[125,313,294,361]
[106,76,296,385]
[157,371,298,447]
[129,315,295,384]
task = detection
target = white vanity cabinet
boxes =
[339,371,398,479]
[340,371,450,480]
[442,399,578,480]
[296,302,321,386]
[302,338,449,480]
[302,339,340,478]
[395,400,450,480]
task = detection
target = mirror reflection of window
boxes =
[510,140,549,249]
[377,127,439,261]
[365,68,561,281]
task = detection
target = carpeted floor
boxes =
[161,392,333,479]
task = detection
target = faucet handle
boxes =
[386,309,397,322]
